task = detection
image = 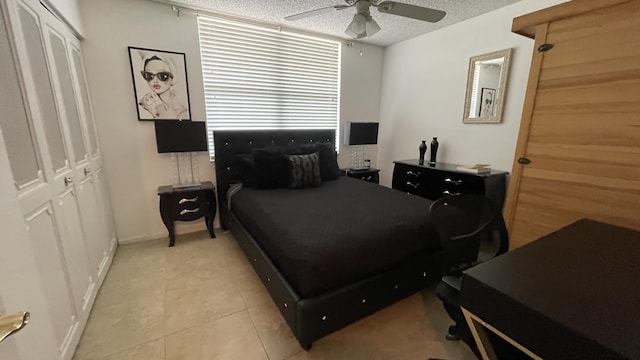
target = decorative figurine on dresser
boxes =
[430,137,439,164]
[392,160,508,209]
[419,140,427,165]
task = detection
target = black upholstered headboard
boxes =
[213,129,336,226]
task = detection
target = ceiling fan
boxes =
[285,0,446,39]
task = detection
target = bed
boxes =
[213,129,448,349]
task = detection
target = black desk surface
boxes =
[461,219,640,360]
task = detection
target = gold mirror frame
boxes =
[463,49,512,124]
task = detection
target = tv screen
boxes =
[154,120,208,153]
[343,122,379,145]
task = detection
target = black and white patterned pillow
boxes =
[288,152,322,189]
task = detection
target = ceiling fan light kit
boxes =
[365,16,381,37]
[346,13,367,37]
[286,0,446,40]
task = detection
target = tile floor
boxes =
[73,230,476,360]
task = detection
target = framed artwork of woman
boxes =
[128,46,191,121]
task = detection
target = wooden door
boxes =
[505,1,640,249]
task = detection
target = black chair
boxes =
[429,194,509,358]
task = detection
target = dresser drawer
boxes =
[392,160,508,208]
[426,172,486,198]
[392,163,428,196]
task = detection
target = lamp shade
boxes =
[344,122,379,145]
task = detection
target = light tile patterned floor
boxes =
[73,231,476,360]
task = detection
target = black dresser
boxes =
[392,160,508,209]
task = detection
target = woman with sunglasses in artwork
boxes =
[138,55,189,119]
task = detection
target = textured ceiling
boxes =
[160,0,522,47]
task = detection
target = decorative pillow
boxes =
[288,152,322,189]
[253,147,289,189]
[315,142,340,181]
[286,142,340,181]
[234,154,257,187]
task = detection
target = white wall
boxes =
[377,0,567,186]
[79,0,383,243]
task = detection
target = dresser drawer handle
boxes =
[180,208,200,215]
[406,181,419,189]
[442,190,460,196]
[362,175,372,180]
[444,178,462,185]
[406,170,420,177]
[179,196,199,204]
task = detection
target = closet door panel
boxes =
[76,177,110,276]
[16,4,67,173]
[70,46,99,158]
[57,187,94,312]
[25,204,77,355]
[47,28,87,166]
[95,167,116,246]
[42,18,110,281]
[0,17,40,187]
[507,0,640,249]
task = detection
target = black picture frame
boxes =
[479,87,496,117]
[128,46,191,121]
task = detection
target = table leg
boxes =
[205,215,216,238]
[159,198,176,247]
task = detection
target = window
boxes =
[197,16,341,157]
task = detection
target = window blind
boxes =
[197,16,341,157]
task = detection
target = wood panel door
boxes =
[505,1,640,249]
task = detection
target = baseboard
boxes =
[118,226,217,245]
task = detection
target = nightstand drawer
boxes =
[169,192,211,218]
[342,168,380,184]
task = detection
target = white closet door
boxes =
[0,1,78,359]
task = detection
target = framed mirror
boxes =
[463,49,512,124]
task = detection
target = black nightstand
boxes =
[157,181,217,247]
[341,168,380,184]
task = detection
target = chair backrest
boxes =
[429,194,509,272]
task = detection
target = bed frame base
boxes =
[227,209,444,349]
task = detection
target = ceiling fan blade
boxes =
[377,1,446,23]
[285,4,351,21]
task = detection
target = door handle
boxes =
[64,176,73,186]
[84,168,92,176]
[0,311,30,343]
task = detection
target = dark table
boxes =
[158,181,216,247]
[461,219,640,360]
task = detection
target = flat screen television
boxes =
[154,120,208,153]
[343,122,379,145]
